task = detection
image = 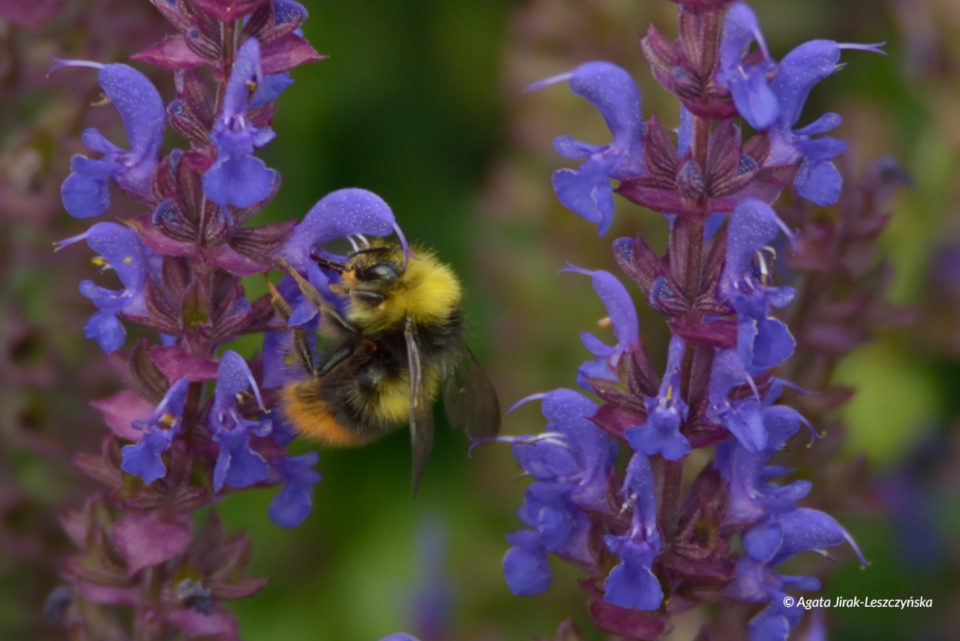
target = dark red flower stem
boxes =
[660,11,718,537]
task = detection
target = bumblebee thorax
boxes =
[338,245,462,333]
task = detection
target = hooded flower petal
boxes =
[531,61,645,234]
[277,187,410,271]
[562,266,639,387]
[52,61,164,217]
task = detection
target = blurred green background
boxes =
[2,0,959,639]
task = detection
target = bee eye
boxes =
[358,263,399,283]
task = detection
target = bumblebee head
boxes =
[321,239,461,333]
[323,241,406,325]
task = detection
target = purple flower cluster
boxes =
[48,1,409,638]
[503,3,880,640]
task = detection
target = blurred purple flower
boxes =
[51,61,164,218]
[120,379,191,483]
[530,61,646,234]
[54,222,150,353]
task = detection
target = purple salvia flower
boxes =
[560,265,640,389]
[210,350,271,491]
[728,509,865,641]
[51,61,165,218]
[714,382,812,523]
[530,61,645,234]
[603,453,662,611]
[278,187,410,271]
[268,452,322,528]
[719,198,796,375]
[707,348,809,453]
[502,389,616,595]
[625,335,691,461]
[718,3,883,205]
[120,379,191,483]
[716,3,776,130]
[203,38,280,208]
[54,222,149,353]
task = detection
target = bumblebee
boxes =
[269,238,500,491]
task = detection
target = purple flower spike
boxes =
[603,453,662,611]
[278,187,410,271]
[120,379,190,483]
[379,635,421,641]
[203,38,280,208]
[531,61,645,234]
[55,222,149,353]
[210,351,271,491]
[52,61,164,218]
[626,335,691,461]
[268,452,322,528]
[561,265,639,388]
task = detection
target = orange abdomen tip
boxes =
[281,385,367,447]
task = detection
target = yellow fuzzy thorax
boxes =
[345,246,462,333]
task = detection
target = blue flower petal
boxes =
[96,64,165,163]
[551,162,616,234]
[203,152,279,208]
[794,158,843,206]
[503,531,552,595]
[569,61,644,149]
[603,545,662,611]
[121,429,171,483]
[771,40,842,130]
[279,188,409,271]
[269,452,322,528]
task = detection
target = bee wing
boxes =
[442,345,501,439]
[404,316,434,494]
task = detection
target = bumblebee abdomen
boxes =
[281,383,370,447]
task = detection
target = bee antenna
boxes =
[315,256,346,272]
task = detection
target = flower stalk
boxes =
[501,2,891,640]
[47,2,415,638]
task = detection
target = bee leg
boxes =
[316,342,356,376]
[275,257,357,333]
[264,275,317,376]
